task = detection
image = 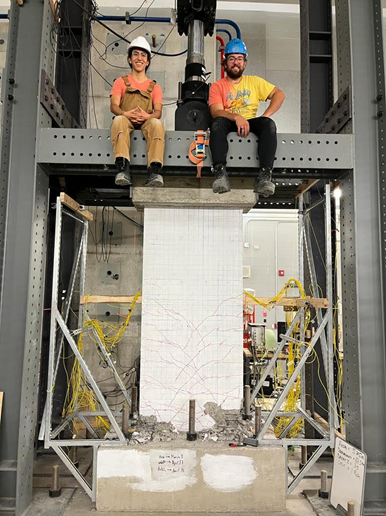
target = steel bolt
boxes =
[122,403,129,436]
[299,445,308,468]
[377,111,384,118]
[347,501,355,516]
[243,385,252,420]
[49,465,61,498]
[318,469,329,498]
[7,94,14,101]
[377,94,384,101]
[130,385,138,416]
[8,78,15,85]
[254,404,261,436]
[187,398,197,441]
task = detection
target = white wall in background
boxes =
[243,209,299,332]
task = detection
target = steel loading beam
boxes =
[37,129,354,174]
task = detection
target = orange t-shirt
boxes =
[110,75,163,105]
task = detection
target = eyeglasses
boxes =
[132,51,148,59]
[227,56,245,63]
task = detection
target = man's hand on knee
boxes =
[234,114,250,137]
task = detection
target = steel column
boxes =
[338,0,386,508]
[0,0,50,513]
[300,0,333,132]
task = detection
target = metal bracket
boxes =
[40,69,79,129]
[316,86,352,134]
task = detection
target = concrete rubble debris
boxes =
[126,403,255,445]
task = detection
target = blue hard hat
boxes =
[224,38,248,57]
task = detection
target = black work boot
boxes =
[212,164,231,194]
[254,167,275,197]
[115,157,131,186]
[145,162,164,187]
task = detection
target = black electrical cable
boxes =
[152,49,188,57]
[71,0,187,60]
[103,0,157,56]
[70,0,132,46]
[112,207,144,229]
[124,0,148,18]
[150,24,187,58]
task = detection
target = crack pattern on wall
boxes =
[140,208,243,431]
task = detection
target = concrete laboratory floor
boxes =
[28,448,338,516]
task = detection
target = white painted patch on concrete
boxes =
[98,448,150,479]
[201,454,257,492]
[98,448,197,492]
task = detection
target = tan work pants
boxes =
[111,116,165,168]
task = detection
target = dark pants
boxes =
[209,116,277,170]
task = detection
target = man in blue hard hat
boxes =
[209,38,285,195]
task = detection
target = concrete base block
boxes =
[96,444,286,513]
[132,177,256,213]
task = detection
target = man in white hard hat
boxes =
[209,38,285,196]
[110,36,165,187]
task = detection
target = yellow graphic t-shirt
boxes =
[209,75,275,120]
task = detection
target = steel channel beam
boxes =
[92,446,98,502]
[50,413,76,440]
[304,217,329,377]
[53,214,83,380]
[36,128,354,170]
[52,445,93,499]
[78,217,88,329]
[277,415,301,439]
[338,0,386,507]
[300,0,333,132]
[324,182,335,445]
[298,195,306,412]
[258,314,328,442]
[0,0,50,510]
[279,334,301,345]
[83,312,131,407]
[297,407,328,438]
[262,411,299,418]
[249,308,304,406]
[45,201,63,445]
[287,445,328,494]
[263,439,331,447]
[78,416,99,440]
[56,311,126,442]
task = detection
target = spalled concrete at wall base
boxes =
[96,444,286,512]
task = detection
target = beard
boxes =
[225,65,244,79]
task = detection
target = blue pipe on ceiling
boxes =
[216,28,232,42]
[214,19,241,39]
[0,14,242,40]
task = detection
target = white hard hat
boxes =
[128,36,151,58]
